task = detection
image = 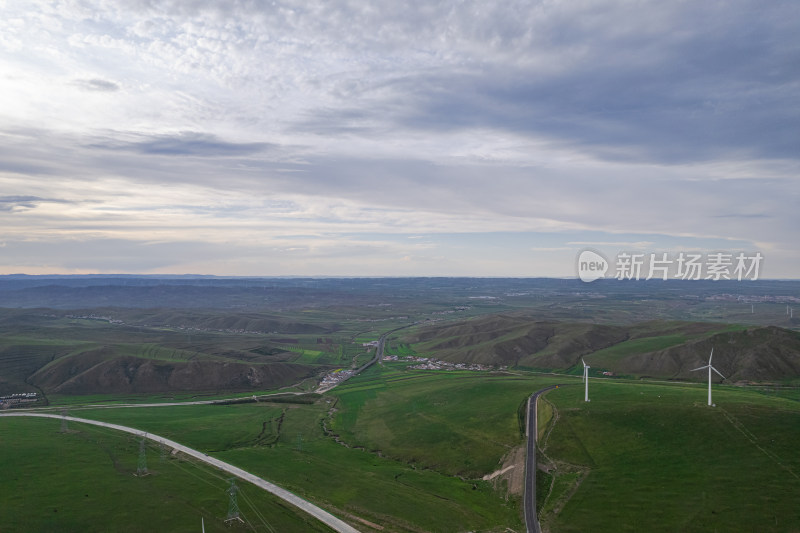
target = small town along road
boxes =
[315,324,412,393]
[0,412,361,533]
[524,385,560,533]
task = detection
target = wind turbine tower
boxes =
[582,358,590,402]
[691,348,725,406]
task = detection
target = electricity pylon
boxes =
[225,479,244,524]
[136,436,149,476]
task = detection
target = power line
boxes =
[225,478,244,524]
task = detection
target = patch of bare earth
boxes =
[483,444,526,498]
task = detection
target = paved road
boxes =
[524,385,560,533]
[0,412,361,533]
[11,390,312,413]
[355,324,412,374]
[315,324,412,393]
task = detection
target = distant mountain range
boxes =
[1,275,798,309]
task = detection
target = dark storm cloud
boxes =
[88,132,274,157]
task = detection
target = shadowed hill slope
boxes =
[619,326,800,382]
[0,311,331,396]
[402,315,800,382]
[29,354,314,394]
[403,314,630,367]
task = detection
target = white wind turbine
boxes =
[691,348,725,406]
[582,358,590,402]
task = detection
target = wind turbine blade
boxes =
[690,365,709,372]
[711,366,725,380]
[708,347,714,365]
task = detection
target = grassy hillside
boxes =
[30,355,315,395]
[74,393,524,532]
[330,366,564,478]
[613,325,800,382]
[0,416,335,532]
[539,380,800,532]
[400,315,800,382]
[400,314,629,367]
[4,363,800,531]
[0,311,371,396]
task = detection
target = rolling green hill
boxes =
[29,354,315,395]
[539,380,800,532]
[400,315,800,382]
[0,312,341,396]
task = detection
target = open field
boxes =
[3,362,800,531]
[0,416,334,532]
[330,365,567,478]
[539,380,800,532]
[70,387,526,532]
[2,277,800,531]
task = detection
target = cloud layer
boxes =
[0,0,798,276]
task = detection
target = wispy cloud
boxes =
[87,132,274,157]
[0,195,72,212]
[567,242,655,250]
[73,78,120,92]
[0,0,797,276]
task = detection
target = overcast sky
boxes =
[1,0,798,277]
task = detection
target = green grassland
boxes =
[583,322,748,368]
[0,312,387,397]
[68,386,526,532]
[539,380,800,532]
[0,417,334,532]
[4,363,800,532]
[330,365,566,478]
[3,298,800,532]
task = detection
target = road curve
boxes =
[524,385,560,533]
[0,412,361,533]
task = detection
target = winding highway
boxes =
[0,328,416,531]
[0,325,415,532]
[524,385,560,533]
[0,412,361,533]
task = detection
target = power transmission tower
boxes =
[60,409,68,433]
[136,436,149,476]
[225,479,244,524]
